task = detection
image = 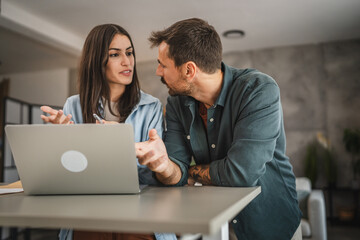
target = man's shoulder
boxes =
[223,65,281,105]
[166,95,191,108]
[230,67,277,89]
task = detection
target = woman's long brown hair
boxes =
[78,24,140,123]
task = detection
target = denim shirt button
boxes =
[209,118,214,122]
[233,219,238,224]
[211,144,216,149]
[187,135,190,140]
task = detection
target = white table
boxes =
[0,186,261,239]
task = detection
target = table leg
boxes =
[202,222,229,240]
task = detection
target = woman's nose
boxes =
[121,54,130,66]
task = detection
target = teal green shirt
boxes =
[164,63,301,239]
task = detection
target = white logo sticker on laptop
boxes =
[61,150,88,172]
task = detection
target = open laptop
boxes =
[5,124,144,195]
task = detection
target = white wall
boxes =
[0,68,70,107]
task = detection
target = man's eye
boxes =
[110,53,119,57]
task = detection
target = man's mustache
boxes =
[160,77,167,85]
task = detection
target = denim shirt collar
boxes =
[98,90,157,118]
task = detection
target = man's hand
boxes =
[188,165,212,185]
[40,106,73,124]
[136,129,181,185]
[187,176,196,186]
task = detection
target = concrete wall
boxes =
[136,61,169,107]
[0,68,70,107]
[69,68,78,96]
[137,38,360,187]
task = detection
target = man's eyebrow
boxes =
[109,46,133,51]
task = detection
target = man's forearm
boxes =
[156,160,182,185]
[189,164,212,185]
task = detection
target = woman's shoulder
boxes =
[139,91,161,106]
[126,91,163,127]
[63,94,81,112]
[65,94,80,104]
[127,91,162,119]
[63,94,83,123]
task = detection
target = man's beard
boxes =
[160,77,192,96]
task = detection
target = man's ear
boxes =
[183,61,197,81]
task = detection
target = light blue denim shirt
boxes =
[59,91,176,240]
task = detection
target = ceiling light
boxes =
[222,30,245,39]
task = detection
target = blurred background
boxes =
[0,0,360,239]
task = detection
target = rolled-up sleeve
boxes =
[164,98,191,186]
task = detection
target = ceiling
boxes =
[1,0,360,74]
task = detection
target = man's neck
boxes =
[191,69,223,108]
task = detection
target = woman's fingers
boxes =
[40,106,58,115]
[50,110,62,123]
[102,120,118,124]
[40,115,51,123]
[61,114,73,124]
[40,107,72,125]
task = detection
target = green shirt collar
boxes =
[214,62,232,107]
[184,62,233,107]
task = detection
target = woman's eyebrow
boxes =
[109,46,133,51]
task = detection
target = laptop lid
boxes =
[5,124,142,195]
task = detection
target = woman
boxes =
[41,24,175,240]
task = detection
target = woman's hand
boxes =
[40,106,74,124]
[96,120,118,124]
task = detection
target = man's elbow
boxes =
[221,175,259,187]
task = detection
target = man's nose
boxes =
[156,64,163,76]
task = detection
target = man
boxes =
[136,18,302,240]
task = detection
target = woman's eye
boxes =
[110,53,119,57]
[126,51,133,56]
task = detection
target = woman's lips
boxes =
[120,70,132,77]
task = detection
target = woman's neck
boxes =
[108,83,125,102]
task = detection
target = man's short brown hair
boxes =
[149,18,222,74]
